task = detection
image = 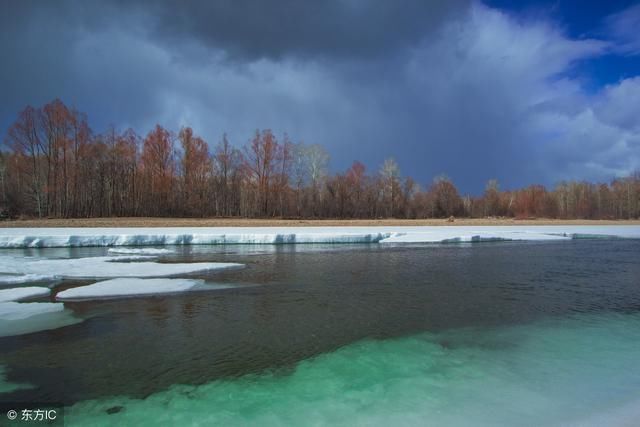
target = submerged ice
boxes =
[65,311,640,427]
[0,287,50,302]
[0,365,32,394]
[0,301,63,320]
[0,301,82,337]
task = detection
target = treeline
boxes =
[1,99,639,220]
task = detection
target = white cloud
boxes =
[594,77,640,132]
[400,3,638,185]
[604,3,640,55]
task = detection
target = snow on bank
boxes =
[0,256,243,279]
[0,227,388,248]
[0,226,638,248]
[108,248,174,255]
[0,302,81,337]
[0,287,50,302]
[55,278,238,301]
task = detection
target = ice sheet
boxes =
[0,274,55,286]
[0,287,51,302]
[55,278,236,301]
[0,256,244,279]
[0,301,63,320]
[0,302,82,337]
[108,248,174,255]
[379,230,572,243]
[0,225,637,248]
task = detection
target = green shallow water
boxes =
[0,366,31,394]
[66,311,640,427]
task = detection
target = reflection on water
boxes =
[0,240,639,424]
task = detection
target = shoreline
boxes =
[1,217,640,228]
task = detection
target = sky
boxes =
[1,0,639,194]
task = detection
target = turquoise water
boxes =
[0,365,31,394]
[65,311,640,426]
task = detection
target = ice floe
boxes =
[0,274,55,286]
[0,226,638,248]
[0,256,243,279]
[107,248,174,255]
[0,287,51,302]
[0,302,82,337]
[0,301,62,320]
[55,278,237,301]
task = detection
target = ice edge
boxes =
[0,226,638,248]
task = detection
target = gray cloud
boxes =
[594,77,640,132]
[124,0,470,60]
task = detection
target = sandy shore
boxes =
[1,217,639,228]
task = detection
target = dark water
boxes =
[1,240,640,409]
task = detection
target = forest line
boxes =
[2,99,639,220]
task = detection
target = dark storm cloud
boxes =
[1,0,639,193]
[118,0,470,60]
[0,0,468,128]
[0,0,468,60]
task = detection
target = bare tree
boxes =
[380,157,400,217]
[3,99,640,221]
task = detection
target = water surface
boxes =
[1,240,639,425]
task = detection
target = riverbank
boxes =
[2,217,640,228]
